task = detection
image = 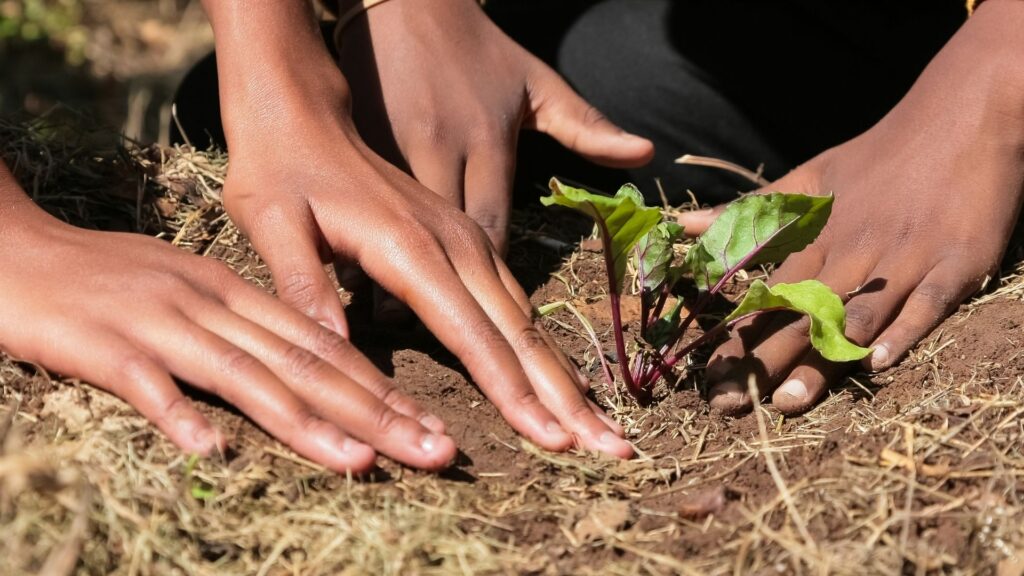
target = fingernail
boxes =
[339,437,358,454]
[870,344,890,371]
[421,414,445,434]
[707,380,752,414]
[194,427,219,453]
[421,433,441,453]
[708,380,744,402]
[546,421,569,439]
[318,319,345,336]
[705,359,738,383]
[599,431,621,446]
[779,378,808,400]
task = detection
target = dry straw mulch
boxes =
[3,114,1024,575]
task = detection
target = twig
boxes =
[676,154,770,188]
[748,375,817,553]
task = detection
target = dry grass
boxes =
[3,115,1024,575]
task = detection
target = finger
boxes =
[495,258,591,393]
[524,65,653,169]
[243,204,349,338]
[188,297,456,469]
[405,147,466,208]
[676,205,726,236]
[677,162,824,236]
[588,398,625,436]
[360,234,576,452]
[705,246,841,414]
[52,328,222,456]
[220,286,447,434]
[465,142,516,255]
[866,260,987,372]
[772,262,926,414]
[147,314,379,473]
[452,247,633,457]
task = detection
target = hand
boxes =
[217,67,633,459]
[336,0,654,254]
[678,0,1024,414]
[0,201,458,473]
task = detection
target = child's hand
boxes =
[336,0,653,254]
[0,193,457,473]
[208,1,632,460]
[678,0,1024,414]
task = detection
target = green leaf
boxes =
[726,280,871,362]
[636,222,684,294]
[685,193,833,291]
[542,178,662,292]
[647,299,685,350]
[191,482,216,501]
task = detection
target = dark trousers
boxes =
[173,0,965,204]
[493,0,964,203]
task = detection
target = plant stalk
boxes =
[594,215,638,397]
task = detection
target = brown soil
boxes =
[4,71,1024,576]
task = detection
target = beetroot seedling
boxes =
[542,178,870,403]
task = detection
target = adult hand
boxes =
[0,195,457,473]
[220,99,632,459]
[678,0,1024,415]
[336,0,654,254]
[210,1,632,458]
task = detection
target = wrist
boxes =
[886,0,1024,151]
[959,0,1024,135]
[201,1,352,150]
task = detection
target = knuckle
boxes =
[216,347,259,380]
[281,345,326,382]
[376,384,405,410]
[565,395,594,421]
[372,403,403,436]
[160,395,194,425]
[241,200,290,233]
[309,328,353,362]
[510,326,548,359]
[462,320,508,360]
[843,302,880,336]
[394,225,443,258]
[116,353,156,388]
[470,210,505,236]
[912,282,960,314]
[278,271,326,312]
[294,409,329,439]
[580,104,608,128]
[512,389,544,412]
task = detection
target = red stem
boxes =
[593,215,638,397]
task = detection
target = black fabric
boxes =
[172,2,965,204]
[492,0,964,203]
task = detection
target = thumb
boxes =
[525,65,654,169]
[676,204,727,236]
[676,157,827,236]
[241,205,350,338]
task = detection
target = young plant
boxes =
[542,178,870,403]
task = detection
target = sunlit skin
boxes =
[0,0,650,474]
[338,0,1024,413]
[1,0,1021,474]
[678,0,1024,414]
